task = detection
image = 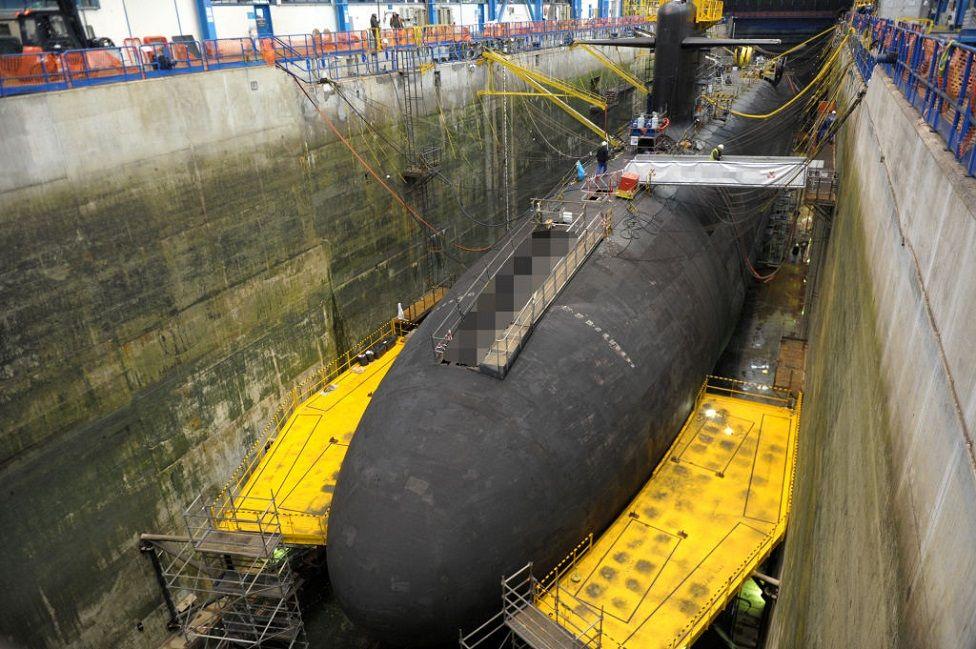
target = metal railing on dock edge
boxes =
[849,13,976,176]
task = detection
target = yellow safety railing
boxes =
[696,0,724,23]
[623,0,660,20]
[213,317,412,521]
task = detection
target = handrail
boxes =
[481,206,609,378]
[430,215,538,357]
[0,17,654,97]
[848,13,976,176]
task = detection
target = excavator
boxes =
[0,0,113,55]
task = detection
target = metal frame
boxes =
[143,495,308,649]
[460,536,605,649]
[850,13,976,176]
[0,17,653,96]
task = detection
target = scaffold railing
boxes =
[0,17,653,97]
[849,13,976,176]
[460,536,604,649]
[144,494,307,648]
[480,203,610,379]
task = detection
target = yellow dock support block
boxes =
[224,338,406,545]
[539,378,800,648]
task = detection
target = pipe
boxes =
[752,569,781,586]
[139,538,181,629]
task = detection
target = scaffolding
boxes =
[758,189,801,266]
[142,495,307,649]
[460,539,604,649]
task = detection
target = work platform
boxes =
[214,330,407,545]
[463,377,801,649]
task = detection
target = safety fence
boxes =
[850,13,976,176]
[0,17,651,97]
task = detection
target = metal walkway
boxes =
[464,377,801,649]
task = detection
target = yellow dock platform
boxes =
[532,378,801,649]
[214,328,406,546]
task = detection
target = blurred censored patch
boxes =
[443,229,576,366]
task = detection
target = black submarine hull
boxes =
[327,78,804,645]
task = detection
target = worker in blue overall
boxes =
[818,110,837,144]
[596,141,609,175]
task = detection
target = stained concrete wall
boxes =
[0,47,635,649]
[768,63,976,647]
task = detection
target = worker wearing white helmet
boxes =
[710,143,725,160]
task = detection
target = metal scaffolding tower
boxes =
[141,496,307,649]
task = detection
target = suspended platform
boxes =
[463,377,801,649]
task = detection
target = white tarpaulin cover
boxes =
[624,155,808,188]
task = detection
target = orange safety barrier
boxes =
[61,48,129,80]
[259,38,276,66]
[0,51,62,87]
[204,37,258,64]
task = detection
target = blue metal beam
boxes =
[598,0,609,19]
[427,0,437,24]
[527,0,542,21]
[335,0,351,31]
[571,0,582,19]
[194,0,216,40]
[496,0,508,21]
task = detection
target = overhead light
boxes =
[705,408,717,418]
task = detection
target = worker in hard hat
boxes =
[710,143,725,160]
[596,140,609,175]
[818,110,837,145]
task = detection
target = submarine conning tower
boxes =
[653,0,699,123]
[579,0,781,125]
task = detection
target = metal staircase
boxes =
[459,559,603,649]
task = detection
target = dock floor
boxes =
[539,380,800,649]
[229,337,405,545]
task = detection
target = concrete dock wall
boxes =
[768,65,976,647]
[0,48,635,649]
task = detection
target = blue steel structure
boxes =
[193,0,216,40]
[335,0,351,32]
[851,13,976,176]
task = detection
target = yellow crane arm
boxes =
[480,50,620,147]
[573,42,648,95]
[481,49,608,111]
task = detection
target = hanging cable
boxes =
[289,75,494,253]
[731,34,851,119]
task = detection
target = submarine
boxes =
[327,2,808,644]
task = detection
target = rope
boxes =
[290,76,493,253]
